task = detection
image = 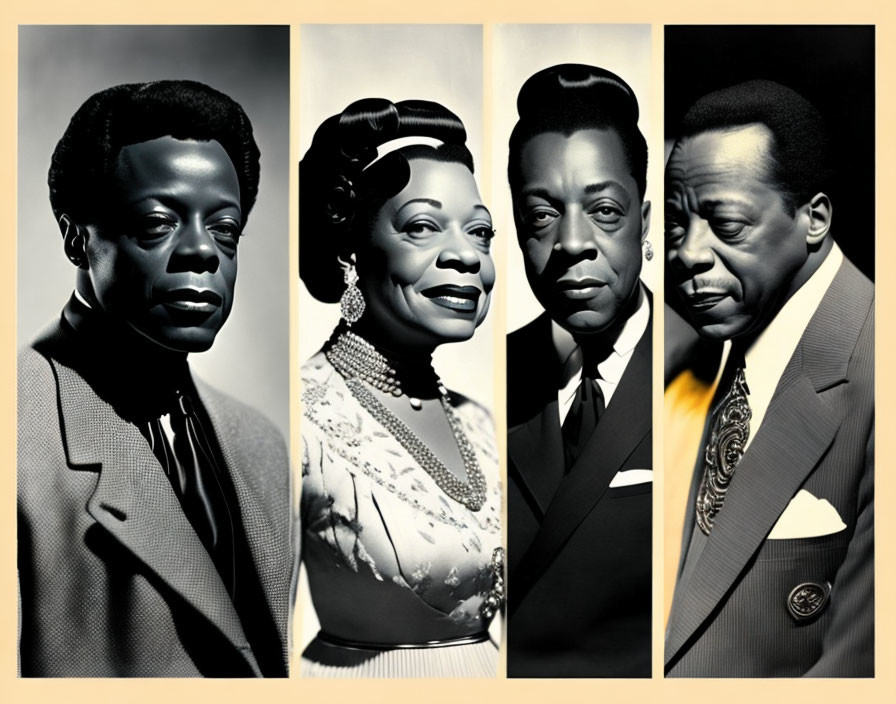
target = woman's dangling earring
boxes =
[338,256,365,326]
[643,240,654,261]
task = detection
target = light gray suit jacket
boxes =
[665,257,874,677]
[18,319,293,677]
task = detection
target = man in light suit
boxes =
[664,80,873,677]
[506,64,653,678]
[18,81,292,677]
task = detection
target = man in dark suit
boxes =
[506,64,653,678]
[664,80,873,677]
[18,81,292,677]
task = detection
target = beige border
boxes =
[2,1,894,702]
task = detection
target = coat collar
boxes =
[508,299,653,614]
[44,321,273,674]
[665,258,873,669]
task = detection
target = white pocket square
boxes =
[767,489,846,540]
[608,469,653,488]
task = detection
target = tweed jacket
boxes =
[18,317,292,677]
[665,257,874,677]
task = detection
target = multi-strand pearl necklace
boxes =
[325,327,487,511]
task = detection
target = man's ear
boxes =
[640,200,651,243]
[60,214,88,269]
[804,192,832,247]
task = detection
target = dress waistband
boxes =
[315,630,491,651]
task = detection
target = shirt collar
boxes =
[552,284,650,387]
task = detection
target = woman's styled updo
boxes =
[508,64,647,199]
[300,98,474,303]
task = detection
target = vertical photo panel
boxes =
[494,24,654,678]
[297,24,503,677]
[663,24,874,678]
[17,25,291,677]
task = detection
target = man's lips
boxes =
[682,288,729,312]
[421,284,481,312]
[555,276,608,299]
[159,287,223,313]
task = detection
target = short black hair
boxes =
[679,79,831,213]
[508,64,648,199]
[300,98,474,303]
[49,80,260,228]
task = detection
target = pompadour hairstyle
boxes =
[299,98,474,303]
[679,79,831,212]
[508,63,648,199]
[49,80,260,228]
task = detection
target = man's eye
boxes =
[524,209,557,228]
[665,223,686,245]
[711,220,746,238]
[139,214,177,238]
[209,219,242,248]
[591,205,623,224]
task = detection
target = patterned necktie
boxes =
[147,391,238,598]
[695,351,752,535]
[561,359,606,471]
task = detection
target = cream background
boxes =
[0,2,893,703]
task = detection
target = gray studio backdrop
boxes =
[18,25,290,440]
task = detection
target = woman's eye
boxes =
[403,221,439,236]
[469,226,496,241]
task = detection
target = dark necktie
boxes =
[561,358,606,471]
[147,391,238,598]
[695,349,752,535]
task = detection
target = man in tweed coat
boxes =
[664,81,873,677]
[18,81,292,677]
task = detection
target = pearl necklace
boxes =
[325,328,487,511]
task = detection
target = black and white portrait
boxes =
[17,25,292,677]
[663,25,875,678]
[297,24,503,677]
[494,24,655,678]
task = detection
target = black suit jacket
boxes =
[507,305,652,678]
[665,258,874,677]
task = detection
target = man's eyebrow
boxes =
[395,198,442,217]
[129,194,242,213]
[583,180,626,194]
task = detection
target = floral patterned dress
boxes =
[300,351,503,677]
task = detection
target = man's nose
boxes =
[170,217,220,274]
[437,225,481,273]
[555,208,597,259]
[670,219,714,272]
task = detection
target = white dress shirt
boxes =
[553,286,650,424]
[715,243,843,451]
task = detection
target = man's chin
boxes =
[133,324,219,354]
[553,309,616,337]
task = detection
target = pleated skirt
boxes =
[300,637,498,678]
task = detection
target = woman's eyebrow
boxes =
[395,198,442,217]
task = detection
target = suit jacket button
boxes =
[787,581,831,622]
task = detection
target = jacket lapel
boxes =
[510,312,652,614]
[195,378,291,665]
[665,258,873,667]
[508,314,565,517]
[52,356,260,673]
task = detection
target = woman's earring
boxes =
[643,240,654,261]
[339,258,365,326]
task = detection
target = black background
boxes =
[665,25,875,281]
